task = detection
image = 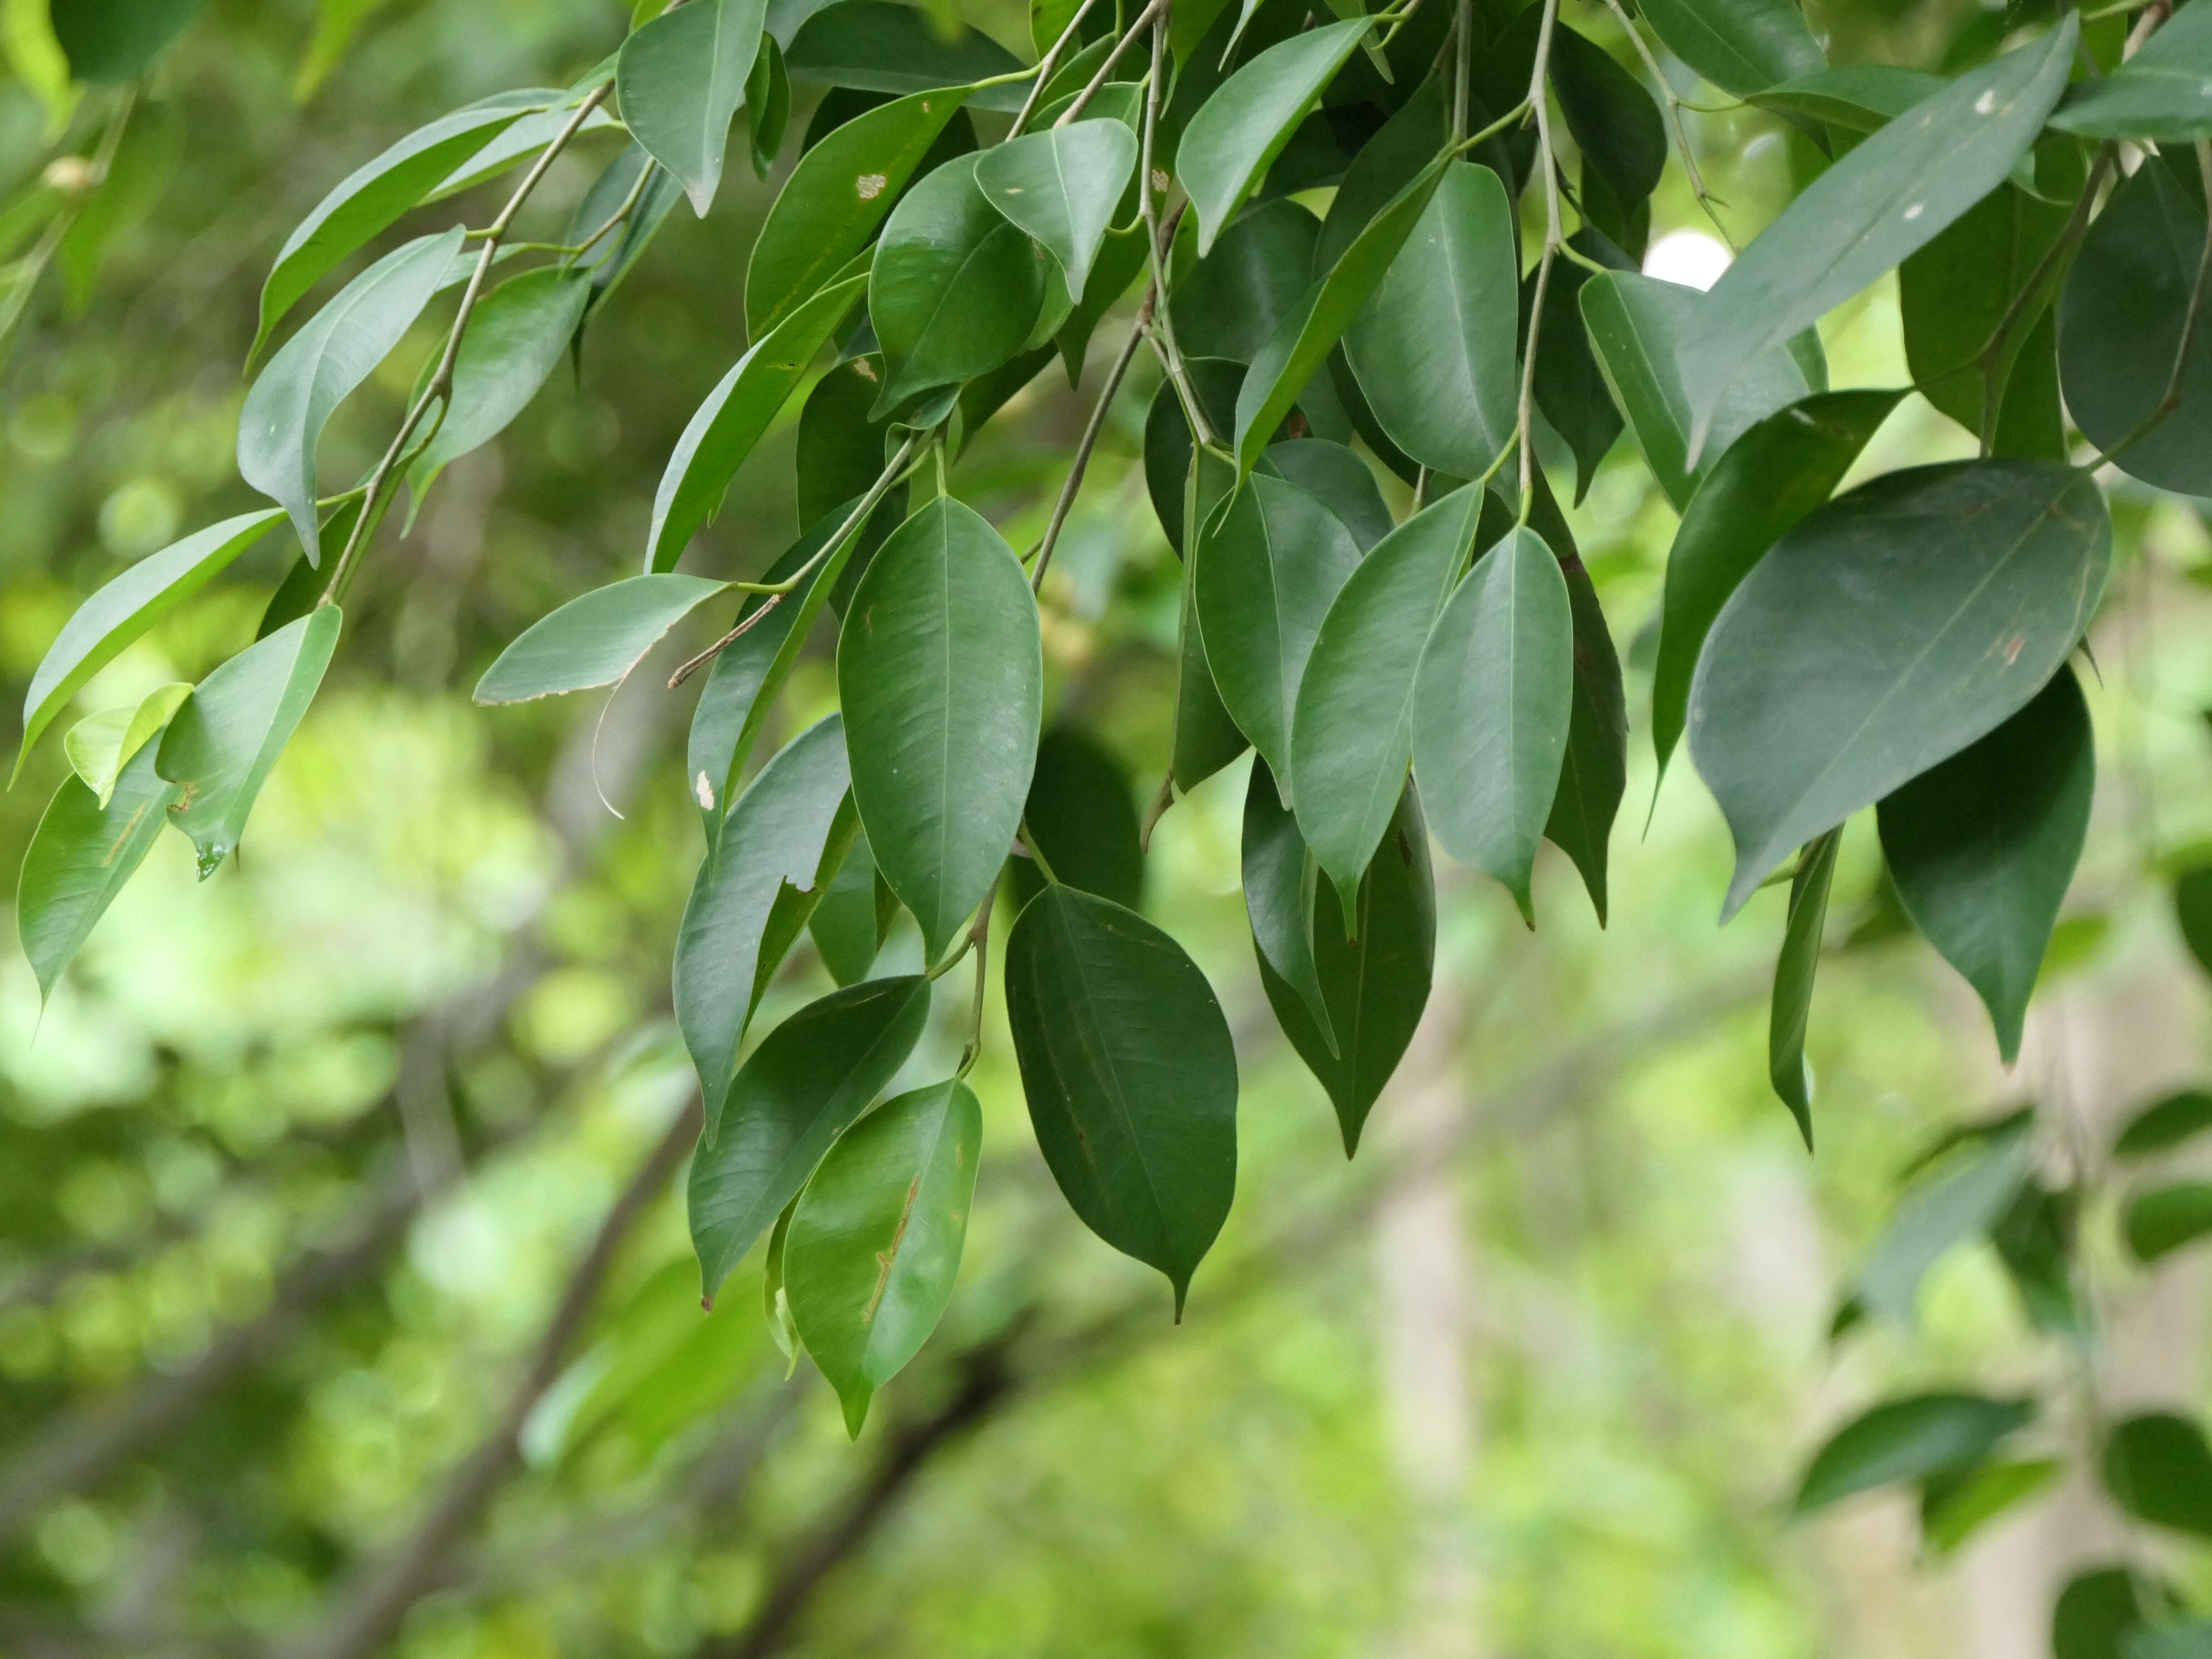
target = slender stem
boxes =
[1517,0,1564,518]
[322,82,613,607]
[1137,773,1174,853]
[955,882,1000,1079]
[1010,0,1106,138]
[1019,818,1062,884]
[1596,0,1734,248]
[1138,17,1214,446]
[563,156,657,267]
[1450,0,1472,141]
[2089,139,2212,470]
[1974,142,2113,456]
[0,87,137,365]
[1376,0,1432,53]
[666,594,784,690]
[1059,0,1163,126]
[1034,293,1151,593]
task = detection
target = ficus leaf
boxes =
[2051,0,2212,141]
[808,828,893,985]
[1634,0,1824,98]
[1004,885,1238,1314]
[2123,1183,2212,1264]
[1525,235,1629,504]
[1744,64,1945,132]
[1263,440,1392,551]
[1242,759,1336,1054]
[1528,481,1627,927]
[616,0,769,216]
[784,0,1029,110]
[2115,1089,2212,1159]
[974,118,1138,296]
[2105,1413,2212,1537]
[63,682,189,809]
[1171,198,1320,366]
[1795,1393,2034,1514]
[1855,1120,2036,1324]
[17,741,179,1002]
[474,574,732,704]
[1550,24,1665,208]
[1010,724,1144,915]
[1919,1458,2061,1556]
[1171,452,1252,794]
[786,1077,982,1436]
[1768,827,1840,1151]
[50,0,200,82]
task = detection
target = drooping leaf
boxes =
[747,33,793,176]
[647,270,869,572]
[1056,216,1151,381]
[746,86,970,337]
[1172,197,1321,365]
[155,608,343,880]
[688,975,932,1300]
[474,574,730,704]
[1004,885,1238,1312]
[2178,863,2212,978]
[1745,64,1945,131]
[1648,389,1900,781]
[1010,725,1143,914]
[1242,759,1336,1053]
[1768,828,1840,1150]
[1689,460,2110,917]
[2106,1414,2212,1537]
[1315,70,1450,276]
[1343,160,1518,482]
[797,354,895,528]
[16,509,285,779]
[837,497,1042,958]
[1525,231,1631,503]
[1175,20,1371,256]
[2051,0,2212,141]
[1292,484,1491,905]
[1144,359,1244,554]
[675,715,855,1133]
[1411,527,1572,921]
[1634,0,1824,98]
[238,227,464,556]
[1171,453,1252,795]
[1856,1119,2036,1323]
[1528,481,1628,926]
[808,829,893,985]
[1550,24,1665,208]
[1878,665,2092,1064]
[1795,1394,2034,1514]
[974,118,1138,296]
[17,743,178,1001]
[63,683,189,808]
[784,0,1028,110]
[1264,440,1392,551]
[2124,1182,2212,1263]
[616,0,769,215]
[1679,20,2076,460]
[1920,1458,2061,1555]
[786,1077,981,1435]
[2116,1089,2212,1159]
[1195,473,1363,792]
[567,142,685,325]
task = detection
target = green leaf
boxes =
[1263,440,1391,551]
[407,268,590,514]
[786,1077,981,1435]
[1634,0,1824,98]
[747,86,970,337]
[1856,1120,2035,1323]
[1010,725,1144,914]
[1171,456,1252,794]
[63,683,189,809]
[1195,473,1362,793]
[2055,1569,2171,1659]
[785,0,1029,111]
[1768,828,1840,1150]
[1579,271,1824,512]
[1004,885,1237,1312]
[1526,237,1629,505]
[676,715,854,1134]
[57,100,176,314]
[2178,863,2212,979]
[423,102,619,204]
[2127,1623,2212,1659]
[2106,1414,2212,1536]
[1878,665,2092,1065]
[1144,359,1244,554]
[16,742,178,1001]
[1920,1458,2061,1555]
[974,119,1138,297]
[1412,527,1572,922]
[616,0,769,215]
[1175,20,1371,256]
[1744,64,1945,132]
[567,143,684,322]
[647,270,868,572]
[1648,389,1900,782]
[2123,1183,2212,1263]
[239,226,464,557]
[1550,25,1664,206]
[1343,160,1517,482]
[1529,485,1628,926]
[746,33,793,177]
[838,497,1042,958]
[2059,157,2212,495]
[251,90,552,364]
[50,0,199,81]
[15,508,285,779]
[2116,1089,2212,1159]
[474,573,730,704]
[1171,198,1320,366]
[1680,20,2076,460]
[808,829,892,984]
[1056,215,1151,381]
[1292,484,1492,904]
[1234,154,1450,476]
[797,355,895,528]
[868,153,1047,413]
[1689,460,2110,918]
[1795,1393,2034,1514]
[1316,70,1449,276]
[1249,768,1434,1154]
[2051,0,2212,140]
[688,975,932,1301]
[155,608,342,880]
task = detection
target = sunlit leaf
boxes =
[1795,1393,2033,1513]
[16,742,178,1001]
[616,0,769,215]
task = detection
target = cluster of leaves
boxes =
[14,0,2212,1438]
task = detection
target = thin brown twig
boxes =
[1009,0,1107,137]
[669,592,785,689]
[1033,290,1153,594]
[1059,0,1164,126]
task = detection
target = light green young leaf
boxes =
[238,226,464,557]
[16,508,285,779]
[63,683,189,808]
[1768,827,1840,1151]
[1412,527,1573,923]
[16,742,178,1002]
[1856,1120,2036,1323]
[1795,1394,2034,1514]
[616,0,770,215]
[1920,1458,2061,1555]
[473,574,732,704]
[1634,0,1824,97]
[155,608,342,880]
[2051,0,2212,141]
[786,1078,982,1435]
[974,119,1138,296]
[785,0,1029,110]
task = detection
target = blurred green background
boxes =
[3,1,2211,1654]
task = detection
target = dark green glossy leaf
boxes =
[16,509,285,779]
[1879,665,2092,1064]
[1315,71,1448,276]
[1057,217,1151,382]
[1144,358,1244,553]
[1769,828,1840,1150]
[1920,1458,2061,1555]
[2106,1414,2212,1536]
[689,975,932,1300]
[747,34,793,177]
[1649,389,1900,781]
[1171,450,1252,793]
[1264,439,1390,551]
[17,743,178,1002]
[1679,21,2076,460]
[1292,484,1491,905]
[649,270,868,572]
[1635,0,1824,98]
[1746,64,1945,131]
[2124,1183,2212,1263]
[1344,160,1517,481]
[1196,473,1362,790]
[1528,482,1628,926]
[1690,460,2111,917]
[617,0,769,215]
[1551,25,1665,206]
[747,86,970,337]
[1857,1119,2035,1323]
[1526,232,1630,504]
[156,608,342,880]
[1242,759,1335,1052]
[675,716,854,1131]
[2116,1089,2212,1159]
[474,574,730,704]
[2055,1569,2170,1659]
[1010,725,1143,913]
[1004,885,1237,1312]
[51,0,199,81]
[1795,1393,2034,1513]
[809,829,892,985]
[838,497,1042,957]
[567,143,684,325]
[975,118,1138,295]
[1412,527,1572,921]
[2052,0,2212,140]
[785,0,1028,111]
[1172,198,1320,366]
[797,355,895,528]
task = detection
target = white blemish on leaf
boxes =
[1974,89,1997,114]
[856,173,888,200]
[1151,168,1169,193]
[1904,202,1924,220]
[694,771,715,809]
